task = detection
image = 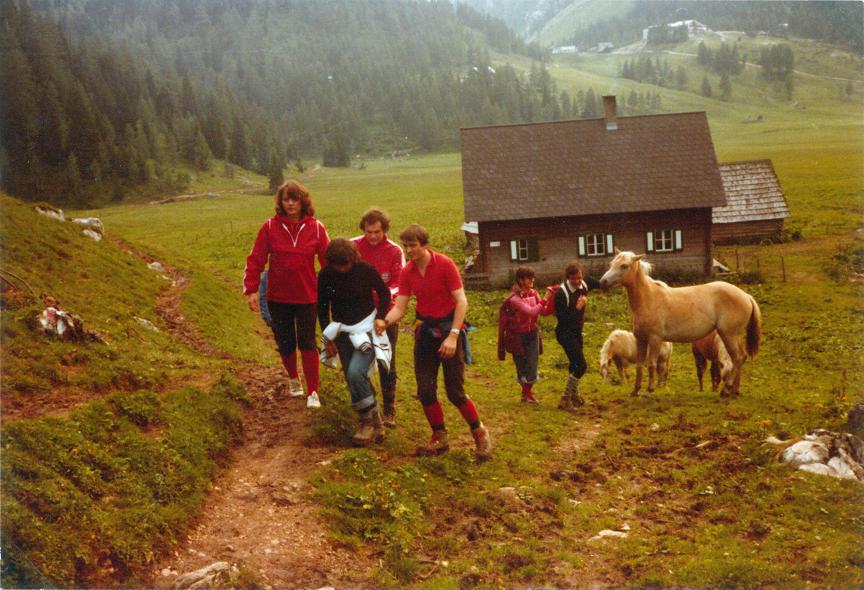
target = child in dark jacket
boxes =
[553,260,600,412]
[498,267,554,403]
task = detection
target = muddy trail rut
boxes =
[100,240,366,588]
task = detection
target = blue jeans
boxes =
[513,330,539,384]
[335,334,376,413]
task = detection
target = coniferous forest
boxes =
[0,0,585,208]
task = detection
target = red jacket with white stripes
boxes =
[244,215,330,304]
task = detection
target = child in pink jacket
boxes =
[497,267,554,403]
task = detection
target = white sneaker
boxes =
[306,391,321,409]
[288,378,305,398]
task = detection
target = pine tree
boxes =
[719,73,732,101]
[701,76,713,98]
[675,66,688,90]
[228,116,250,169]
[267,148,284,192]
[582,88,598,118]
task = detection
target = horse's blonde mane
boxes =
[640,260,654,275]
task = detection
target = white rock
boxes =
[587,529,629,542]
[148,261,166,272]
[82,229,102,241]
[827,456,859,480]
[171,562,230,590]
[136,317,160,332]
[782,440,829,466]
[72,217,104,234]
[799,463,836,477]
[35,205,65,221]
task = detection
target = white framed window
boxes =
[586,233,605,256]
[578,233,614,257]
[509,239,538,262]
[647,229,683,253]
[655,229,674,252]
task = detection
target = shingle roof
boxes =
[714,160,790,224]
[461,110,727,223]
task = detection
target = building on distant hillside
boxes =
[552,45,578,54]
[713,160,790,244]
[591,42,615,53]
[643,19,709,42]
[460,95,728,287]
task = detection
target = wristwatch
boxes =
[449,328,460,335]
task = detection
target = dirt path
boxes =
[108,239,367,588]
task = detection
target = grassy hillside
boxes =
[0,196,202,395]
[533,0,637,46]
[3,31,863,589]
[0,196,249,587]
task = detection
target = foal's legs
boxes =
[614,358,625,384]
[694,351,707,391]
[709,360,721,392]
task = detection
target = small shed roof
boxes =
[714,160,790,224]
[461,109,727,223]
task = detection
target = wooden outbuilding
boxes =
[460,95,728,287]
[713,160,791,244]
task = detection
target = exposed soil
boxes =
[119,243,367,589]
[6,236,368,588]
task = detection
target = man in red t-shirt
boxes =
[353,208,404,426]
[378,224,492,460]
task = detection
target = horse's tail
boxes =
[746,296,762,358]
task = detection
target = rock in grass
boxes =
[171,562,233,590]
[587,529,629,543]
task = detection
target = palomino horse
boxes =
[599,250,761,397]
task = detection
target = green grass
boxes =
[63,117,861,588]
[1,376,245,588]
[4,33,863,590]
[0,196,216,394]
[532,0,638,47]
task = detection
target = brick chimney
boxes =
[603,95,618,130]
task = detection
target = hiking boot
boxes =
[352,410,384,446]
[288,378,305,398]
[306,391,321,409]
[472,424,493,461]
[381,404,396,428]
[415,430,449,456]
[558,394,577,414]
[568,375,585,407]
[521,391,539,404]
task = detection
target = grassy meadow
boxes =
[3,34,863,589]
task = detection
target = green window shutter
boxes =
[578,235,586,257]
[527,239,540,262]
[646,231,655,252]
[606,234,614,255]
[674,229,683,251]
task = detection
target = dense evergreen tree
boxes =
[719,72,732,101]
[701,76,713,98]
[2,0,578,206]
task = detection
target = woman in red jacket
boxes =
[244,180,330,408]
